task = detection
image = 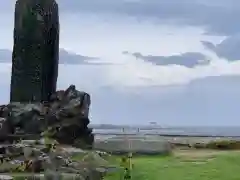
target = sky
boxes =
[0,0,240,126]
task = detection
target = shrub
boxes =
[204,140,240,150]
[193,142,206,149]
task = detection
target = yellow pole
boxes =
[126,127,132,171]
[128,137,132,170]
[122,127,133,180]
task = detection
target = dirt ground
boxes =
[173,149,238,160]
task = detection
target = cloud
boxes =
[202,35,240,61]
[0,0,15,13]
[0,49,12,62]
[36,53,240,93]
[1,0,240,36]
[1,52,240,125]
[123,51,208,68]
[2,52,240,89]
[0,48,101,65]
[0,47,239,90]
[91,76,240,126]
[1,0,240,126]
[56,0,240,35]
[59,49,99,65]
[1,61,240,126]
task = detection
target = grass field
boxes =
[105,150,240,180]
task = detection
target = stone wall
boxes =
[94,138,172,155]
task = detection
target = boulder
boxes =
[0,85,94,148]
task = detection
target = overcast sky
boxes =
[0,0,240,126]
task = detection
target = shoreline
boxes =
[95,134,240,147]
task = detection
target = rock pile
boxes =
[0,85,94,148]
[0,143,118,179]
[0,0,107,178]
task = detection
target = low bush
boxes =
[193,142,206,149]
[196,140,240,150]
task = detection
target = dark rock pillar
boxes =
[10,0,59,102]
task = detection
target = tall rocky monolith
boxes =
[10,0,59,102]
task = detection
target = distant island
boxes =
[0,48,97,64]
[90,123,163,130]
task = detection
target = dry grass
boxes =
[174,149,233,158]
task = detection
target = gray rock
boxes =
[44,169,62,180]
[0,143,117,179]
[5,103,44,133]
[23,146,33,159]
[0,175,13,180]
[0,118,13,140]
[0,85,94,147]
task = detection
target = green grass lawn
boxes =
[105,150,240,180]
